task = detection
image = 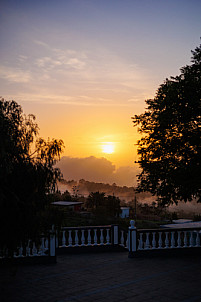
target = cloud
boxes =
[0,66,31,83]
[56,156,115,183]
[33,41,87,72]
[56,156,139,187]
[66,58,86,69]
[7,93,127,107]
[112,166,139,187]
[34,40,50,48]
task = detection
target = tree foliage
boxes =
[86,191,121,217]
[0,98,64,251]
[132,44,201,206]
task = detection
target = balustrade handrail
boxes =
[61,225,112,231]
[138,227,201,233]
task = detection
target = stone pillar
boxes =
[50,225,56,257]
[128,220,137,258]
[112,224,119,245]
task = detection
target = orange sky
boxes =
[1,1,201,185]
[21,99,141,168]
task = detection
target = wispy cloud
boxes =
[2,39,153,107]
[34,40,50,48]
[0,66,31,83]
[5,93,135,107]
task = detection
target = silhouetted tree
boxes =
[106,195,121,217]
[0,98,64,252]
[86,192,120,218]
[132,43,201,206]
[86,192,106,210]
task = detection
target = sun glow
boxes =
[101,142,115,154]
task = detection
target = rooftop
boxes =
[51,201,84,206]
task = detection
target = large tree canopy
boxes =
[0,99,64,251]
[132,44,201,206]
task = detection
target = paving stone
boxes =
[1,251,201,302]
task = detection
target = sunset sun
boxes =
[101,142,115,154]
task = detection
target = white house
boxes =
[120,207,130,218]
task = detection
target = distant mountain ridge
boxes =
[59,179,154,203]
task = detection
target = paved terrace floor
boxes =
[1,250,201,302]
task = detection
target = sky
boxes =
[1,0,201,186]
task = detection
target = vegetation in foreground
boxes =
[0,98,64,253]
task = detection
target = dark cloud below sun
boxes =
[56,156,139,187]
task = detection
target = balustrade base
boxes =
[128,247,201,258]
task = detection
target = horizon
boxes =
[1,0,201,185]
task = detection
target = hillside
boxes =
[58,179,155,203]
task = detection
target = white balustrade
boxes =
[136,227,201,253]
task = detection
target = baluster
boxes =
[62,230,66,247]
[75,230,79,246]
[94,229,98,245]
[19,245,23,257]
[138,233,143,250]
[81,230,85,246]
[190,231,194,247]
[45,238,49,251]
[56,230,59,248]
[145,233,150,250]
[158,232,162,249]
[165,232,169,248]
[177,231,181,248]
[32,242,38,256]
[40,238,45,255]
[68,230,72,247]
[87,229,92,246]
[171,232,175,248]
[100,229,104,245]
[184,231,188,247]
[152,232,156,249]
[196,231,200,247]
[120,230,124,246]
[126,233,128,248]
[26,240,31,256]
[106,229,110,245]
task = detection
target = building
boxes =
[51,201,83,212]
[120,207,130,218]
